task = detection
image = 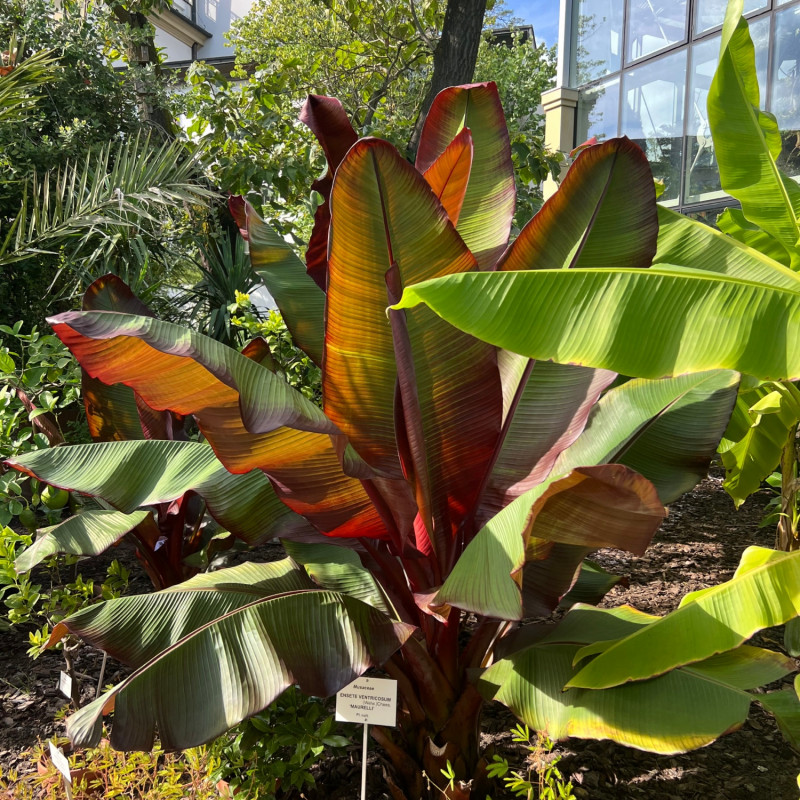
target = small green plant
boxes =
[487,725,576,800]
[0,523,129,656]
[206,686,349,799]
[0,321,86,528]
[19,738,219,799]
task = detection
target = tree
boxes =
[181,0,559,238]
[407,0,486,156]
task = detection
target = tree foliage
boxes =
[179,0,559,236]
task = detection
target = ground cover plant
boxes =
[7,68,800,800]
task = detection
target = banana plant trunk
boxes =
[374,619,494,800]
[777,422,800,552]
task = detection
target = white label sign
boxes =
[58,671,72,700]
[49,740,72,784]
[335,676,397,726]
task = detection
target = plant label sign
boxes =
[58,670,72,700]
[335,676,397,726]
[49,740,73,799]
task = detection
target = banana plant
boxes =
[6,83,799,800]
[393,1,800,552]
[703,0,800,557]
[9,275,310,588]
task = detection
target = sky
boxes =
[509,0,560,47]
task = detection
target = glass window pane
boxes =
[622,50,687,204]
[684,36,725,204]
[572,0,623,84]
[577,78,620,143]
[771,6,800,176]
[693,0,767,36]
[684,19,769,205]
[626,0,688,63]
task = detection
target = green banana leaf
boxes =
[15,509,150,573]
[720,382,800,507]
[48,559,316,667]
[554,370,740,504]
[392,264,800,382]
[64,589,413,750]
[281,539,396,617]
[707,0,800,267]
[479,637,798,754]
[8,440,313,545]
[567,546,800,690]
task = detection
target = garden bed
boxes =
[1,475,798,799]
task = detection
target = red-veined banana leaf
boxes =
[473,137,658,528]
[64,589,413,750]
[416,82,515,270]
[707,0,800,269]
[14,509,151,573]
[496,137,657,272]
[567,546,800,690]
[421,126,473,226]
[325,136,503,561]
[299,94,358,290]
[40,311,386,537]
[49,312,333,441]
[8,440,315,554]
[719,381,800,507]
[434,464,665,620]
[479,632,799,754]
[81,274,156,442]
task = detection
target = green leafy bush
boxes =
[208,687,349,799]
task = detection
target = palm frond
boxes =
[0,40,59,125]
[0,131,217,267]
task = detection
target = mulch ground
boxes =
[1,474,798,798]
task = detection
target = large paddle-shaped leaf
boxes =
[48,312,334,440]
[48,559,316,666]
[393,263,800,381]
[66,590,413,750]
[479,636,798,754]
[299,94,359,290]
[554,370,740,504]
[15,510,151,573]
[42,310,381,533]
[476,362,616,523]
[476,137,657,525]
[326,138,502,558]
[720,381,800,507]
[8,440,313,545]
[416,83,514,270]
[497,137,657,272]
[567,546,800,689]
[282,539,395,617]
[434,464,664,620]
[653,205,800,290]
[707,0,800,267]
[245,203,325,365]
[421,127,473,226]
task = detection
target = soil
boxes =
[1,475,799,799]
